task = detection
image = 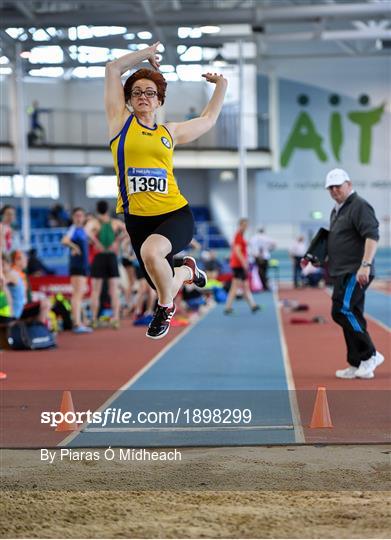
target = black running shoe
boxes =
[146,304,176,339]
[251,305,261,313]
[183,256,207,288]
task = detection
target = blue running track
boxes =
[67,293,301,447]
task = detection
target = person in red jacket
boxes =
[224,218,260,315]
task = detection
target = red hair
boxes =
[124,68,167,105]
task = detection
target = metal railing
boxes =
[0,106,269,150]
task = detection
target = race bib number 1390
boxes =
[128,167,168,194]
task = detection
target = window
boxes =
[0,176,13,196]
[86,176,117,198]
[0,175,59,198]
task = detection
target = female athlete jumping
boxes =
[105,41,227,338]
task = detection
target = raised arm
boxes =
[104,42,161,137]
[166,73,227,145]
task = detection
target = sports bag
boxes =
[7,321,56,350]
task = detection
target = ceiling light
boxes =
[137,31,152,40]
[178,27,192,38]
[32,29,50,41]
[189,28,202,38]
[180,46,202,62]
[5,28,24,39]
[200,26,220,34]
[28,67,64,77]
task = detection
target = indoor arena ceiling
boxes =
[0,0,390,79]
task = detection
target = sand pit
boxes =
[1,445,390,538]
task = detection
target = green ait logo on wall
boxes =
[281,94,385,168]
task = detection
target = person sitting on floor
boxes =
[4,252,50,325]
[26,248,55,276]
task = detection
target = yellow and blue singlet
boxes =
[110,114,188,216]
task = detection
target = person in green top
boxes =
[86,200,126,328]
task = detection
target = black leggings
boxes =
[124,205,194,289]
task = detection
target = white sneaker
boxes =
[374,351,385,368]
[335,366,359,379]
[356,351,384,379]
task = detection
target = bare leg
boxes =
[71,276,86,327]
[225,278,240,311]
[243,280,258,309]
[124,266,136,310]
[91,278,103,321]
[134,278,147,315]
[141,234,191,305]
[108,277,121,321]
[172,267,192,298]
[38,296,51,325]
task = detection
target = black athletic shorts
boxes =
[121,257,134,268]
[232,267,248,280]
[90,252,120,279]
[124,205,194,290]
[69,255,88,277]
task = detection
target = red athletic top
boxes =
[230,231,247,268]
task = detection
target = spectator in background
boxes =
[120,235,138,315]
[132,272,157,326]
[186,106,198,120]
[0,274,12,377]
[322,168,383,380]
[48,204,71,228]
[0,205,16,255]
[27,248,55,276]
[249,227,276,292]
[27,100,48,145]
[3,252,50,325]
[62,208,92,334]
[202,249,222,281]
[301,261,324,288]
[224,218,260,315]
[85,200,126,329]
[289,235,307,288]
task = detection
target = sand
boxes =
[1,445,390,538]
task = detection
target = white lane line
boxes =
[366,313,390,333]
[59,305,215,447]
[83,425,294,433]
[273,289,305,444]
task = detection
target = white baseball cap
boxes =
[325,168,351,189]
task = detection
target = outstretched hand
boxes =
[202,72,227,85]
[146,41,161,70]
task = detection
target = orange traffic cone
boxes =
[309,386,333,428]
[55,391,77,432]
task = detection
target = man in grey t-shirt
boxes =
[325,168,384,379]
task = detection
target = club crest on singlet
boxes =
[161,136,171,149]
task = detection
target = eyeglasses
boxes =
[131,89,158,98]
